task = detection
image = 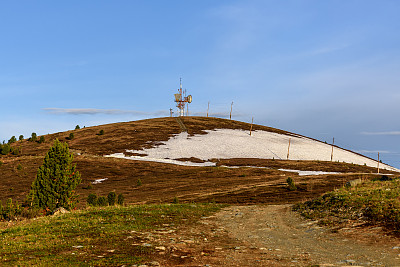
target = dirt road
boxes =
[211,205,400,266]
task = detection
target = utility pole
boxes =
[331,137,335,161]
[169,108,173,117]
[207,101,210,117]
[377,152,380,174]
[230,101,233,120]
[250,117,254,136]
[287,138,291,160]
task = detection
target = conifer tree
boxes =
[29,139,81,213]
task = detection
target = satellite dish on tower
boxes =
[187,95,192,103]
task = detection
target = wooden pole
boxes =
[230,101,233,120]
[331,137,335,161]
[250,117,254,136]
[287,138,291,160]
[207,101,209,117]
[377,152,380,174]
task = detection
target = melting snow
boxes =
[92,178,108,184]
[105,129,399,172]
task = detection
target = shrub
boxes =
[28,139,81,213]
[75,125,80,130]
[173,196,179,204]
[30,133,37,142]
[11,147,20,155]
[19,135,24,141]
[68,133,74,140]
[97,196,107,206]
[17,164,22,171]
[137,179,142,186]
[8,136,17,144]
[87,193,98,206]
[117,193,124,205]
[286,177,297,191]
[0,143,11,155]
[38,136,45,144]
[107,192,116,206]
[98,129,104,135]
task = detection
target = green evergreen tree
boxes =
[30,133,37,142]
[19,135,24,141]
[29,139,81,213]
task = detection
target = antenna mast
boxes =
[174,78,192,117]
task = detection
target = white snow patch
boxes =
[106,153,216,167]
[92,178,108,184]
[105,129,399,172]
[278,169,340,176]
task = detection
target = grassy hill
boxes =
[0,116,397,207]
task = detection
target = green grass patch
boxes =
[293,177,400,229]
[0,203,223,266]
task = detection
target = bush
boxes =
[173,196,179,204]
[97,196,107,206]
[28,139,81,213]
[75,125,80,130]
[87,193,98,206]
[137,179,142,186]
[17,164,22,170]
[107,192,116,206]
[0,198,22,221]
[30,133,37,142]
[38,136,45,144]
[8,136,17,144]
[0,143,11,155]
[286,177,297,191]
[11,147,20,155]
[117,193,124,205]
[19,135,24,141]
[98,129,104,135]
[68,133,74,140]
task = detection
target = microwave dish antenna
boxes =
[174,78,192,116]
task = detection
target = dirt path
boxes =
[212,205,400,266]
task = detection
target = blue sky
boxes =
[1,1,400,167]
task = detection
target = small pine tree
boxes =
[28,139,81,213]
[75,125,80,130]
[286,177,297,191]
[68,133,74,140]
[117,193,124,205]
[98,129,104,135]
[19,135,24,141]
[30,133,37,142]
[87,193,98,206]
[38,136,45,144]
[8,136,17,144]
[97,196,107,206]
[137,178,142,186]
[107,192,116,206]
[0,143,11,155]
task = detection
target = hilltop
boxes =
[0,116,398,207]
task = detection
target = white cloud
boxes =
[43,108,168,116]
[360,131,400,136]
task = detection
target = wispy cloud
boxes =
[43,108,168,116]
[307,44,350,56]
[360,131,400,136]
[357,150,391,154]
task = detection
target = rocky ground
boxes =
[132,205,400,266]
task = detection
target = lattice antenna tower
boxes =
[174,78,192,116]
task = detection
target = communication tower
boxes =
[174,78,192,116]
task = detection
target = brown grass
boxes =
[0,117,397,208]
